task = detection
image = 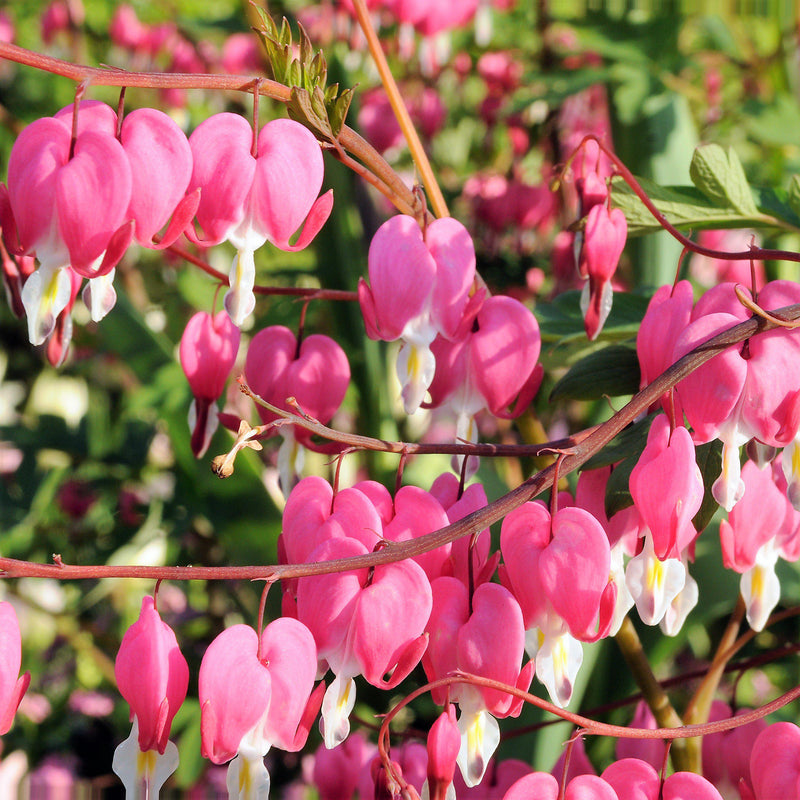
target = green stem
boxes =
[615,617,690,771]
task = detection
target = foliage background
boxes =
[1,0,800,794]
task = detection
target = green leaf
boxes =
[535,291,651,370]
[692,440,722,532]
[287,58,302,89]
[309,51,328,87]
[298,22,312,72]
[689,144,759,216]
[583,413,655,471]
[611,177,764,236]
[311,86,328,120]
[550,345,641,402]
[788,175,800,220]
[288,87,333,140]
[330,87,354,136]
[605,457,636,517]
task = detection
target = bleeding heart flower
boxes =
[199,618,323,799]
[244,325,350,493]
[359,214,477,414]
[188,113,333,326]
[2,106,133,344]
[112,596,188,798]
[179,310,241,458]
[0,602,29,737]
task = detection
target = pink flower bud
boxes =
[427,706,460,800]
[180,310,240,458]
[0,602,29,736]
[115,596,189,755]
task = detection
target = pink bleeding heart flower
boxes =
[429,472,496,588]
[392,0,479,36]
[179,310,241,458]
[719,459,797,631]
[118,108,198,249]
[2,105,133,344]
[499,502,616,707]
[199,619,322,798]
[674,281,800,511]
[423,578,533,787]
[244,325,350,493]
[748,722,800,800]
[426,705,461,800]
[381,485,452,581]
[296,536,431,749]
[0,602,30,737]
[112,596,189,797]
[279,476,383,605]
[428,294,542,474]
[637,280,694,424]
[188,113,333,326]
[578,204,627,341]
[702,700,766,798]
[629,415,704,561]
[624,416,703,631]
[429,295,542,418]
[359,214,477,414]
[53,102,198,253]
[602,758,724,800]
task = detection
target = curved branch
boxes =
[3,301,800,583]
[0,42,423,218]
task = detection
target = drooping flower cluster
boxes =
[0,100,198,352]
[1,101,332,378]
[358,213,542,463]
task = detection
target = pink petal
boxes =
[662,772,724,800]
[286,333,350,432]
[540,507,611,638]
[637,281,693,420]
[115,596,189,754]
[456,583,526,718]
[247,119,326,249]
[720,460,787,572]
[295,537,368,671]
[53,100,118,137]
[565,774,619,800]
[366,215,436,341]
[601,758,659,800]
[351,558,432,687]
[500,502,551,629]
[423,577,469,706]
[471,295,541,417]
[188,112,255,245]
[629,418,703,560]
[120,108,194,245]
[56,131,132,272]
[179,311,240,400]
[7,117,71,262]
[749,722,800,800]
[199,625,270,764]
[503,772,559,800]
[427,217,476,340]
[673,313,746,443]
[244,325,297,425]
[0,602,27,736]
[260,617,318,751]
